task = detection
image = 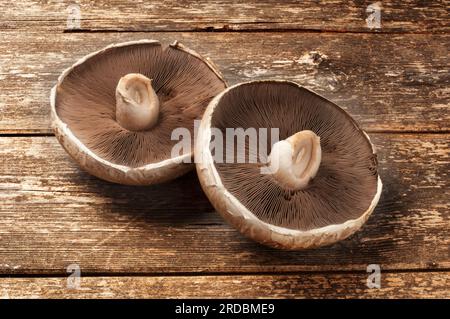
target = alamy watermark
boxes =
[67,3,81,30]
[171,120,282,174]
[366,264,381,289]
[67,263,81,289]
[366,2,382,29]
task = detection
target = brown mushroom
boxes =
[51,40,226,185]
[195,80,382,249]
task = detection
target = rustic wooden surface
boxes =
[1,32,449,133]
[0,272,448,299]
[0,0,448,298]
[0,134,448,275]
[2,0,449,32]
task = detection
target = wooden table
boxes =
[0,1,448,298]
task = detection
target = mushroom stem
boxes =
[115,73,159,131]
[267,130,321,190]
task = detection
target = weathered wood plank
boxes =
[0,134,448,274]
[0,32,448,133]
[2,0,448,33]
[0,272,448,298]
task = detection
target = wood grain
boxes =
[2,0,448,33]
[0,31,448,134]
[0,272,448,298]
[0,134,448,274]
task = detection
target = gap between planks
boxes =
[1,131,450,137]
[61,29,450,35]
[1,268,449,279]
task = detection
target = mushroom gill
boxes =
[210,81,379,231]
[55,41,226,168]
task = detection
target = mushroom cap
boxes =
[51,40,226,185]
[195,80,382,249]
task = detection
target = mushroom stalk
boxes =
[115,73,159,131]
[267,130,321,190]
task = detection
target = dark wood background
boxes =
[0,0,448,298]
